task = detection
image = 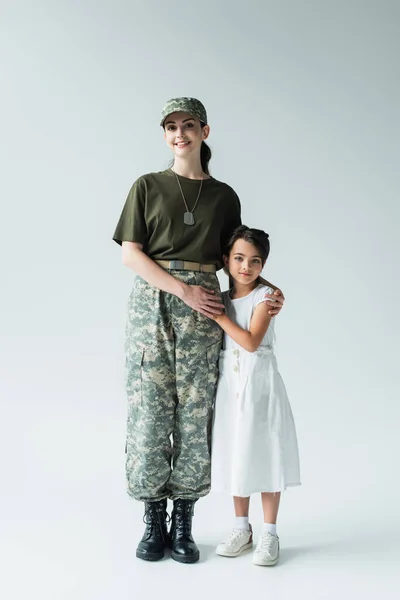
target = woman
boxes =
[113,97,284,564]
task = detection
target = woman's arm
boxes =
[213,303,272,352]
[122,242,224,318]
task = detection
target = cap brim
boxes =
[160,112,206,127]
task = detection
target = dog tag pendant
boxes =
[184,211,195,225]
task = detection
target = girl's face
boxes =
[225,239,265,287]
[164,111,210,158]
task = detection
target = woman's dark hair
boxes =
[226,225,270,263]
[200,123,211,175]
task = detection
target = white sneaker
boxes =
[216,526,253,557]
[252,531,280,566]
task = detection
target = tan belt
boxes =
[155,259,216,273]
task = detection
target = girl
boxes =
[113,98,285,564]
[211,225,301,566]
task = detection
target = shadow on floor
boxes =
[197,544,218,563]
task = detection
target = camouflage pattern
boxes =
[160,97,208,127]
[125,270,222,501]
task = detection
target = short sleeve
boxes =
[220,191,242,254]
[112,177,148,247]
[222,290,231,309]
[254,285,274,308]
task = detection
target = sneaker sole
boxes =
[216,541,253,557]
[171,550,200,564]
[252,556,279,566]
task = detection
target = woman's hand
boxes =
[181,285,225,318]
[264,288,285,316]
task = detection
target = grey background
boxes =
[1,0,399,598]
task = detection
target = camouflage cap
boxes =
[160,97,207,127]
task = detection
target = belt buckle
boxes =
[170,259,185,270]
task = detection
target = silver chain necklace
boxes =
[172,169,203,226]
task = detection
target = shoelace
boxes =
[257,532,277,554]
[225,528,249,545]
[173,503,194,536]
[143,504,171,542]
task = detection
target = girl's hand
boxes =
[181,284,225,318]
[264,288,285,316]
[209,311,225,323]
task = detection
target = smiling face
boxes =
[163,111,210,158]
[225,239,265,288]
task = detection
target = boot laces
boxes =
[173,501,194,535]
[143,502,170,542]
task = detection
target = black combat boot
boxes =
[170,499,199,563]
[136,499,170,561]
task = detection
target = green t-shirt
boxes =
[113,169,241,269]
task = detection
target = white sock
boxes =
[235,516,250,530]
[263,522,277,536]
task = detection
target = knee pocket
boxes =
[125,347,144,410]
[206,340,221,403]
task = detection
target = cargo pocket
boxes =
[206,340,221,452]
[125,347,144,452]
[206,340,221,403]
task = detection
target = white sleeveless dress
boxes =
[211,285,301,496]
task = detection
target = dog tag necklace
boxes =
[172,169,203,226]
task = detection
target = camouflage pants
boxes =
[125,271,222,501]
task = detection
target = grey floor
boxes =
[3,443,398,600]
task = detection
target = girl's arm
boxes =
[122,242,224,318]
[213,303,272,352]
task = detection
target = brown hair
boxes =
[226,225,270,262]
